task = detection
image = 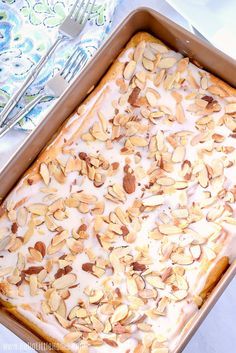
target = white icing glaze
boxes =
[0,34,235,353]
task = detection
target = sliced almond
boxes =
[27,203,47,216]
[159,224,181,235]
[172,146,185,163]
[64,331,81,343]
[123,60,136,80]
[29,274,38,296]
[156,177,175,186]
[142,195,164,207]
[146,89,160,107]
[17,207,28,227]
[174,289,188,301]
[200,76,208,90]
[146,275,165,289]
[158,57,177,69]
[127,275,138,295]
[39,163,50,185]
[0,236,12,251]
[29,247,43,262]
[190,245,201,259]
[171,252,193,265]
[48,290,61,311]
[75,192,97,204]
[225,103,236,114]
[177,57,189,72]
[111,304,129,323]
[34,241,46,257]
[134,41,146,62]
[142,57,154,71]
[204,247,216,261]
[129,136,148,147]
[0,267,13,277]
[144,48,156,61]
[149,42,168,54]
[89,289,104,304]
[52,273,77,289]
[139,288,157,299]
[176,103,185,124]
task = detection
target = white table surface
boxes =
[0,1,235,352]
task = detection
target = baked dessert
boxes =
[0,32,235,353]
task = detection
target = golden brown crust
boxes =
[200,256,229,301]
[0,31,235,353]
[0,298,73,353]
[209,75,236,96]
[7,32,164,185]
[8,30,235,189]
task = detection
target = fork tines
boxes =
[69,0,95,23]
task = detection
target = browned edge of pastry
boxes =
[0,298,73,353]
[199,256,229,302]
[0,31,235,353]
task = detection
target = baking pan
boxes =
[0,7,235,353]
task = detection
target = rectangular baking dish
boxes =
[0,7,235,353]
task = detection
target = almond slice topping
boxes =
[111,304,129,323]
[172,146,186,163]
[158,57,177,69]
[129,136,148,147]
[39,163,50,185]
[123,60,136,80]
[159,224,181,235]
[27,203,47,216]
[52,273,77,289]
[142,195,164,207]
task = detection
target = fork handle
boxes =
[0,36,63,127]
[0,94,46,139]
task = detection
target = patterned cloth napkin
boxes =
[0,0,119,130]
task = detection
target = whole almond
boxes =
[123,173,136,194]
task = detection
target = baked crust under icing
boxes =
[0,32,235,353]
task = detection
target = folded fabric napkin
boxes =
[0,0,119,131]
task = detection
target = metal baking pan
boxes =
[0,7,235,353]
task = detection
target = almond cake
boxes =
[0,32,235,353]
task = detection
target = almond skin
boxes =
[34,241,46,257]
[128,87,141,107]
[123,173,136,194]
[54,265,72,279]
[82,263,94,273]
[11,222,18,234]
[23,266,44,275]
[103,339,118,347]
[132,262,146,271]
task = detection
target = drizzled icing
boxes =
[0,33,235,353]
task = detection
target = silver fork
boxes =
[0,48,87,138]
[0,0,95,126]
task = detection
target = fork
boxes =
[0,0,95,127]
[0,48,87,138]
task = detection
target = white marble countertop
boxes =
[0,1,235,352]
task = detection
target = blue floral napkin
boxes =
[0,0,119,130]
